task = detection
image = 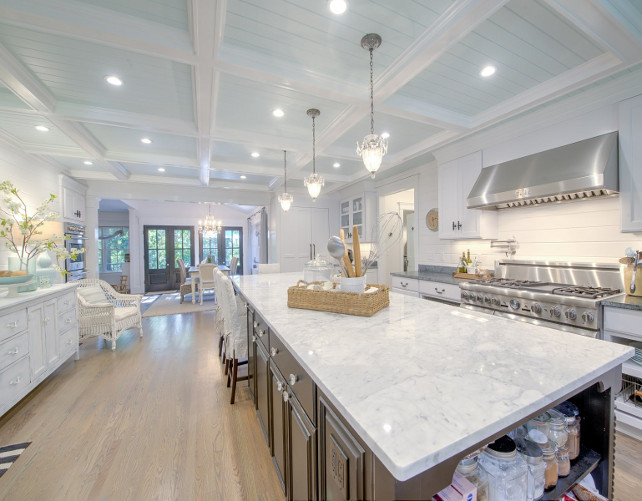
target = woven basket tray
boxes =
[287,281,390,317]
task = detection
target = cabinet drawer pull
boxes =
[253,321,259,328]
[271,347,279,357]
[277,381,284,393]
[7,321,18,329]
[7,347,19,356]
[65,318,73,324]
[9,376,21,386]
[258,329,265,337]
[252,335,257,342]
[401,282,408,288]
[289,374,298,386]
[434,288,445,294]
[282,391,289,402]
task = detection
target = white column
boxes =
[84,195,100,279]
[128,208,144,294]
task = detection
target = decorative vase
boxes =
[36,252,58,288]
[8,255,38,292]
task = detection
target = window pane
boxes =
[149,250,158,269]
[149,230,157,249]
[158,230,166,249]
[233,232,239,246]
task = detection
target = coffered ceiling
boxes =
[0,0,641,200]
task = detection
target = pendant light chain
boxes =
[283,149,287,192]
[369,46,374,135]
[312,114,317,175]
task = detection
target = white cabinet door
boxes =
[339,193,376,243]
[438,159,459,238]
[619,95,642,232]
[280,207,330,273]
[27,305,46,380]
[62,186,85,222]
[44,301,59,368]
[459,152,483,239]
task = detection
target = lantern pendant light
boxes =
[356,33,387,178]
[278,150,293,211]
[304,108,324,201]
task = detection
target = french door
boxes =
[199,226,243,274]
[144,226,194,292]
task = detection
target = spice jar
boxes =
[526,412,551,445]
[456,451,489,501]
[556,444,571,477]
[479,435,528,501]
[541,442,558,491]
[548,416,568,449]
[515,438,545,501]
[555,401,581,460]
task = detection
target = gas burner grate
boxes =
[551,286,621,299]
[477,278,550,288]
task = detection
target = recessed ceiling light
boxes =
[141,137,152,144]
[381,132,390,139]
[333,162,341,168]
[83,160,93,165]
[251,152,260,158]
[105,75,123,86]
[480,65,496,77]
[157,167,165,172]
[329,0,347,15]
[240,175,247,179]
[272,108,284,118]
[35,125,49,132]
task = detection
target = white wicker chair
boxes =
[76,279,143,350]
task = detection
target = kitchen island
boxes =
[232,272,632,500]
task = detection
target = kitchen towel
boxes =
[0,442,31,478]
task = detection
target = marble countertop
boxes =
[0,283,75,312]
[601,293,642,311]
[233,272,633,481]
[390,270,462,285]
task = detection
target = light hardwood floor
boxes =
[0,310,640,500]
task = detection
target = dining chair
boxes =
[197,263,218,305]
[177,258,198,304]
[229,256,238,275]
[220,275,248,404]
[258,263,281,274]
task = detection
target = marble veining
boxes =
[0,284,75,312]
[233,273,633,481]
[600,293,642,311]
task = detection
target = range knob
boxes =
[462,292,469,301]
[484,295,491,304]
[491,298,500,306]
[477,294,483,302]
[582,312,595,323]
[509,299,521,310]
[566,309,577,321]
[551,306,561,318]
[531,303,542,315]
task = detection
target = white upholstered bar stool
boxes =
[220,275,248,404]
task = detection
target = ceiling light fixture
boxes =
[35,125,49,132]
[199,204,222,237]
[240,175,247,179]
[105,75,123,86]
[83,160,93,165]
[480,65,496,77]
[304,108,324,201]
[141,137,152,144]
[333,162,341,168]
[157,167,165,172]
[251,151,260,158]
[272,108,284,118]
[278,149,293,211]
[381,131,390,139]
[356,33,387,178]
[329,0,347,14]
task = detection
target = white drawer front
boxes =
[419,281,461,303]
[390,276,419,292]
[0,356,30,404]
[59,328,77,359]
[0,309,28,343]
[0,332,29,372]
[57,308,77,333]
[603,307,641,337]
[392,287,420,297]
[56,291,76,314]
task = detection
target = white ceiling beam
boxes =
[106,151,195,168]
[545,0,642,62]
[0,0,195,64]
[378,100,471,131]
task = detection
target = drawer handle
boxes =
[65,318,73,324]
[434,288,445,294]
[282,391,289,403]
[64,300,71,306]
[252,335,257,342]
[271,347,279,357]
[7,321,18,329]
[258,329,265,337]
[10,376,21,386]
[401,282,407,288]
[289,374,298,386]
[277,381,284,393]
[7,347,19,356]
[253,321,259,328]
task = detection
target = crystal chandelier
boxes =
[278,150,293,211]
[199,204,221,237]
[356,33,387,178]
[304,108,324,201]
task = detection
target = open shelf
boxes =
[542,446,601,501]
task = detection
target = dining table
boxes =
[189,264,230,304]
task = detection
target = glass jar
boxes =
[566,416,580,460]
[303,256,332,283]
[548,417,568,449]
[457,452,489,501]
[541,442,558,491]
[526,412,551,445]
[556,444,571,477]
[479,435,528,501]
[515,439,545,501]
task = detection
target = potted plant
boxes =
[0,181,84,278]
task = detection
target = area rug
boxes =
[0,442,31,478]
[142,292,217,317]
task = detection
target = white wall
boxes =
[0,144,65,283]
[416,104,642,270]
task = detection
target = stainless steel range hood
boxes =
[466,132,619,209]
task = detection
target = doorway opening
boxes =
[378,188,415,285]
[199,226,244,274]
[144,226,194,293]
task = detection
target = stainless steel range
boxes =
[460,260,623,337]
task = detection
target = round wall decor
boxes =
[426,208,439,231]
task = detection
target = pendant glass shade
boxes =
[357,133,387,177]
[278,192,293,211]
[304,173,324,201]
